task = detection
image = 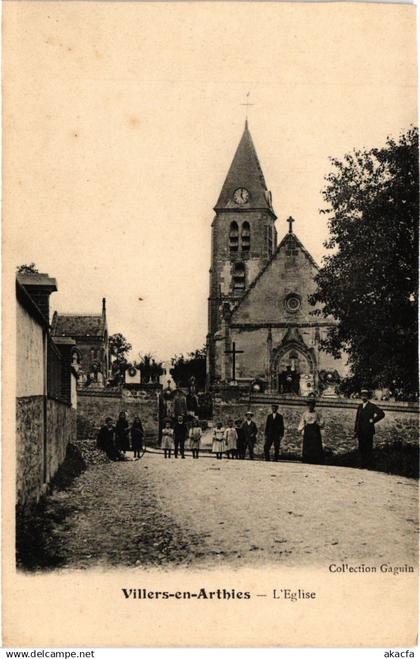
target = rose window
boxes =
[284,294,301,313]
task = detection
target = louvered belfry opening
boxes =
[232,262,246,295]
[241,221,251,252]
[229,221,239,253]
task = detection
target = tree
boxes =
[17,263,39,274]
[109,333,132,384]
[170,346,206,390]
[135,353,164,384]
[309,127,418,395]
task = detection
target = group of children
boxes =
[161,416,198,459]
[161,417,249,460]
[211,420,241,459]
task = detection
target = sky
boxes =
[6,2,417,362]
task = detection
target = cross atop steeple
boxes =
[241,91,254,123]
[287,216,295,233]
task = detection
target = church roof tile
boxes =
[51,314,105,338]
[215,121,275,215]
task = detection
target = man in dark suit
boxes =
[173,415,188,458]
[264,404,284,461]
[354,389,385,469]
[241,412,258,459]
[235,419,245,459]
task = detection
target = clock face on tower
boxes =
[233,187,249,205]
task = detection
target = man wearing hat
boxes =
[354,389,385,469]
[241,411,258,460]
[264,404,284,462]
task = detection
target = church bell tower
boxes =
[207,121,278,385]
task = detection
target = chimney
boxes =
[17,272,57,323]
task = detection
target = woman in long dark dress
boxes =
[115,411,130,454]
[97,417,120,460]
[131,415,144,459]
[298,399,325,464]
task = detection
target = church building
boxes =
[206,121,346,395]
[51,298,109,385]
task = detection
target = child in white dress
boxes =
[224,419,238,459]
[189,418,202,459]
[161,421,174,459]
[212,421,226,459]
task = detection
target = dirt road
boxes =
[38,451,418,571]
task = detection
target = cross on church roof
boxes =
[240,92,254,122]
[287,216,295,233]
[224,341,244,382]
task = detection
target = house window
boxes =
[229,221,239,252]
[232,262,246,295]
[241,221,251,252]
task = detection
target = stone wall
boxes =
[77,389,159,444]
[46,399,76,483]
[16,396,44,508]
[16,276,77,509]
[213,397,418,458]
[16,396,75,507]
[16,302,44,398]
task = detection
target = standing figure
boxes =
[173,389,188,421]
[97,417,120,461]
[115,411,130,454]
[161,420,174,459]
[189,418,202,459]
[162,384,174,418]
[173,415,188,459]
[241,412,258,459]
[235,419,245,459]
[264,404,284,461]
[284,367,294,394]
[131,415,144,459]
[354,389,385,469]
[224,419,238,459]
[186,376,199,416]
[212,422,226,459]
[186,391,199,416]
[298,399,325,464]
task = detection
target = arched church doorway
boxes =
[274,346,316,395]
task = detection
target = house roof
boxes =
[215,121,275,215]
[16,272,57,291]
[16,279,50,329]
[51,313,105,338]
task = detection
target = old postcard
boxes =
[3,1,418,648]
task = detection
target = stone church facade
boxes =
[206,121,347,395]
[51,298,109,385]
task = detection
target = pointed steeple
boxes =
[215,122,275,215]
